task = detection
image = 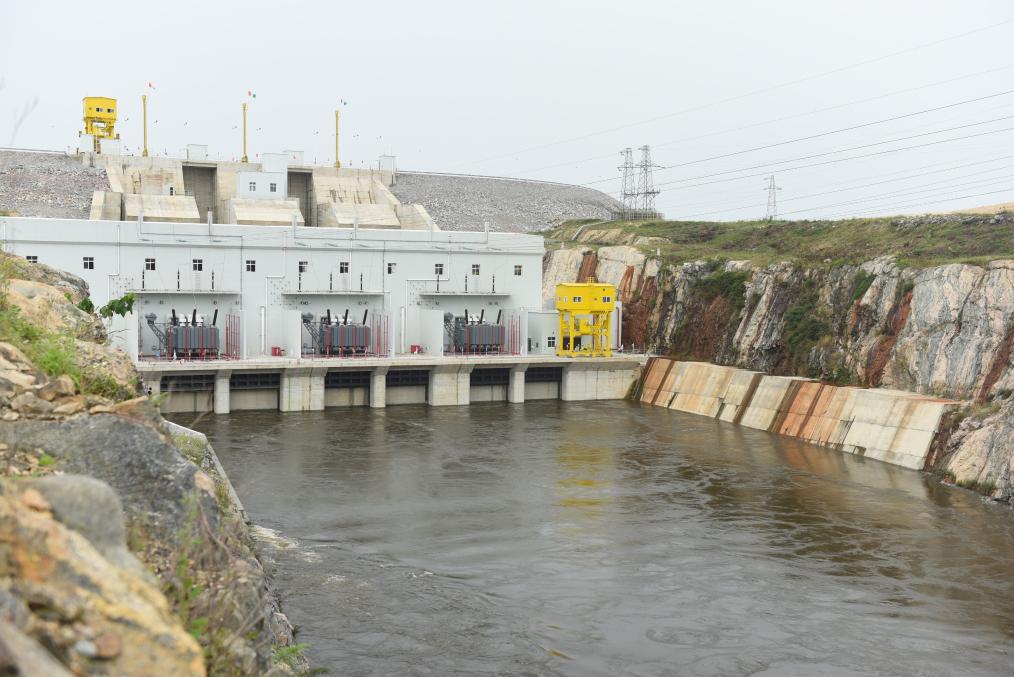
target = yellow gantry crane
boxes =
[81,96,119,153]
[555,280,615,357]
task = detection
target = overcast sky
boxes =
[3,0,1013,220]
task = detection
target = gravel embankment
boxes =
[0,150,107,218]
[390,171,622,232]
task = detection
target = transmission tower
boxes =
[618,148,637,213]
[763,175,781,221]
[636,145,661,214]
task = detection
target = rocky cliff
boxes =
[0,255,306,675]
[545,217,1014,502]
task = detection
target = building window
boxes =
[145,258,156,271]
[547,336,556,348]
[434,263,444,276]
[269,182,277,193]
[192,259,203,271]
[168,186,175,196]
[25,255,38,264]
[83,256,94,270]
[514,265,522,276]
[387,262,396,274]
[471,264,480,275]
[298,261,308,273]
[339,261,349,274]
[246,260,256,272]
[248,181,256,191]
[573,296,582,303]
[602,296,612,303]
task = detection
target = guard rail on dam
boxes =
[638,358,958,471]
[141,354,645,414]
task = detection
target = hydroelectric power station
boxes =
[0,94,642,414]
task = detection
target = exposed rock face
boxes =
[0,254,303,673]
[2,256,91,303]
[939,399,1014,500]
[884,261,1014,400]
[0,479,206,676]
[6,278,105,341]
[545,243,1014,499]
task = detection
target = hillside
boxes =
[549,211,1014,268]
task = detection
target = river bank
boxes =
[544,214,1014,500]
[0,253,307,675]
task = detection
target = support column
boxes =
[309,368,327,411]
[279,370,322,413]
[370,367,389,409]
[428,364,474,406]
[560,363,592,401]
[214,370,232,415]
[508,364,528,404]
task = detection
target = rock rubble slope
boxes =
[0,151,107,218]
[391,172,622,232]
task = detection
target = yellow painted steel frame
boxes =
[82,96,118,153]
[555,282,615,357]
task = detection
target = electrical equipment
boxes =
[555,281,615,357]
[146,308,220,359]
[302,309,371,356]
[444,308,506,354]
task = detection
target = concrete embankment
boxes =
[639,358,957,471]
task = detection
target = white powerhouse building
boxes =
[1,217,546,360]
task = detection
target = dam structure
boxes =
[0,149,641,414]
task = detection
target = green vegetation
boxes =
[781,283,831,375]
[552,214,1014,268]
[0,305,126,398]
[273,643,309,668]
[99,292,136,319]
[77,297,95,313]
[850,271,876,303]
[37,453,55,467]
[692,269,749,313]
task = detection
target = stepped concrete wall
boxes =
[639,358,957,471]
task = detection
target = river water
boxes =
[185,401,1014,676]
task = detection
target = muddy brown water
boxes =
[180,401,1014,676]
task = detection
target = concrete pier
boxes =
[141,354,645,414]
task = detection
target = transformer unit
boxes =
[146,308,220,359]
[302,309,371,356]
[444,309,506,354]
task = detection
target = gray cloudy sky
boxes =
[3,0,1013,220]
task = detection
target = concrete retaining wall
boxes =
[639,358,957,471]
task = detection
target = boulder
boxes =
[5,278,104,342]
[0,481,205,676]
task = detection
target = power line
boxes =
[580,89,1014,186]
[824,186,1014,220]
[650,122,1014,191]
[667,155,1014,218]
[434,17,1014,172]
[776,173,1014,218]
[520,63,1014,177]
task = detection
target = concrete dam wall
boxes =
[639,358,957,471]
